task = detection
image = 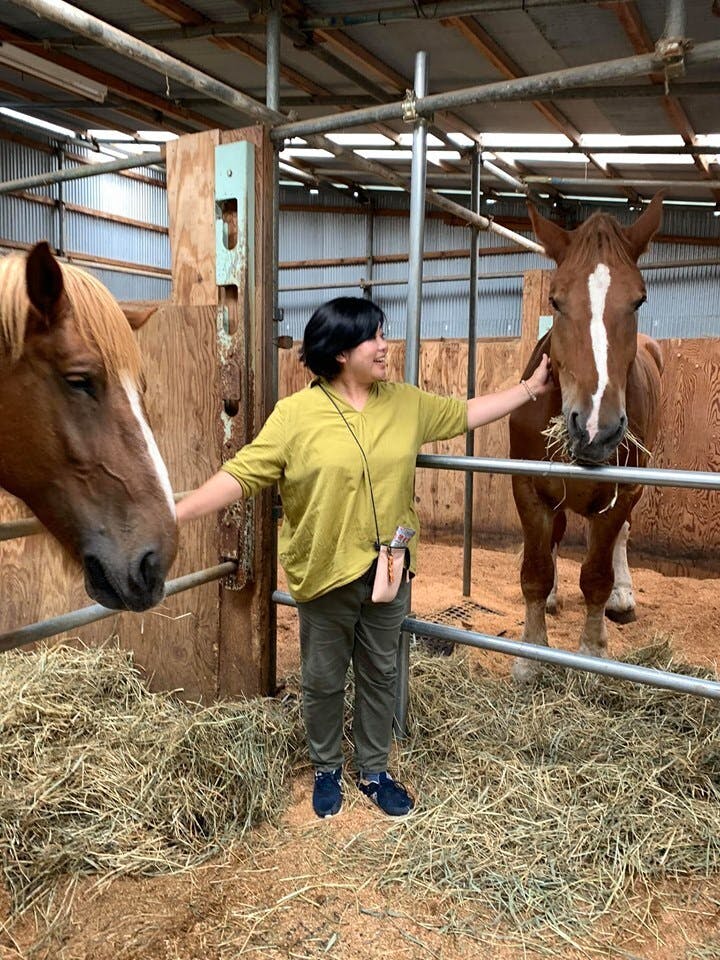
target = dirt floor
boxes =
[2,541,720,960]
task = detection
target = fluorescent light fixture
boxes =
[713,209,720,217]
[279,179,303,187]
[364,184,405,191]
[664,198,714,207]
[0,106,75,137]
[309,187,319,195]
[0,42,107,102]
[326,133,393,146]
[436,188,471,195]
[278,161,316,181]
[564,194,629,203]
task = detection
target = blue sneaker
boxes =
[312,767,343,818]
[357,772,414,816]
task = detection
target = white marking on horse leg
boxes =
[586,263,611,443]
[546,543,559,614]
[512,600,549,683]
[122,375,176,515]
[606,520,636,616]
[579,604,608,659]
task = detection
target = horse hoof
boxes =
[605,607,637,624]
[512,658,542,684]
[545,598,560,615]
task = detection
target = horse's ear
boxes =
[26,242,64,319]
[527,202,571,264]
[623,191,664,260]
[121,304,159,330]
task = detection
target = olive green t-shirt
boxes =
[221,378,468,602]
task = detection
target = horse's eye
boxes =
[549,296,561,312]
[633,294,647,311]
[64,374,96,398]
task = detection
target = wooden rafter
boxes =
[445,15,639,202]
[602,0,720,202]
[0,21,215,133]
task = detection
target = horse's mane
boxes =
[0,252,142,385]
[563,212,636,270]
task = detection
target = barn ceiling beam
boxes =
[3,0,282,126]
[296,0,609,31]
[601,0,720,203]
[270,40,720,140]
[445,15,640,202]
[0,22,217,132]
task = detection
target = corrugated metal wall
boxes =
[278,187,720,342]
[0,139,171,301]
[2,138,719,330]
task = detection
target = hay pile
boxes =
[335,641,720,949]
[0,644,303,913]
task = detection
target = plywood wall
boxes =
[279,269,720,569]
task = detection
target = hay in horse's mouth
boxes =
[541,413,652,464]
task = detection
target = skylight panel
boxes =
[495,151,591,164]
[597,153,695,165]
[447,132,475,146]
[354,149,414,160]
[279,148,335,159]
[397,132,446,147]
[326,133,394,146]
[580,134,685,147]
[480,133,573,148]
[428,150,462,165]
[0,107,75,138]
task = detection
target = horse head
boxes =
[0,243,177,611]
[528,193,663,464]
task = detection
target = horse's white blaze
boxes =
[586,263,612,443]
[121,375,176,515]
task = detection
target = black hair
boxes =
[299,297,386,379]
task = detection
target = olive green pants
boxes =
[297,568,410,773]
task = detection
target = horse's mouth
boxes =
[83,553,166,612]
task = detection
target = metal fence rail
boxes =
[0,562,236,654]
[272,591,720,701]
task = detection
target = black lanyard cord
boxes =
[318,383,381,552]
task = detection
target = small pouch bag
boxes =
[371,543,408,603]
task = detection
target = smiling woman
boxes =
[0,243,177,611]
[176,295,551,820]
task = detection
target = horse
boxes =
[508,194,664,681]
[0,242,177,612]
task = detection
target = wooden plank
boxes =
[166,129,220,306]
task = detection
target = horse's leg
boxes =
[579,508,632,659]
[546,510,567,615]
[512,478,556,683]
[605,519,637,624]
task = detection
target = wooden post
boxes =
[166,125,275,699]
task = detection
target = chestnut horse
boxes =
[509,195,664,681]
[0,243,177,611]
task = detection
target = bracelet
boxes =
[520,379,537,402]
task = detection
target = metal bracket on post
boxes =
[401,88,418,123]
[215,140,256,590]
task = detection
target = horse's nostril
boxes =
[138,550,160,591]
[568,410,584,440]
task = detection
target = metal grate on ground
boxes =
[411,599,500,656]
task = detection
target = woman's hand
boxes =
[525,353,554,398]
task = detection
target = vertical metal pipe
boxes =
[396,51,429,740]
[266,0,281,696]
[462,148,481,597]
[267,0,281,405]
[56,145,65,256]
[403,51,428,385]
[663,0,686,40]
[363,202,374,299]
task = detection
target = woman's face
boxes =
[337,326,388,384]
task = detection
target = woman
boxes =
[177,297,552,819]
